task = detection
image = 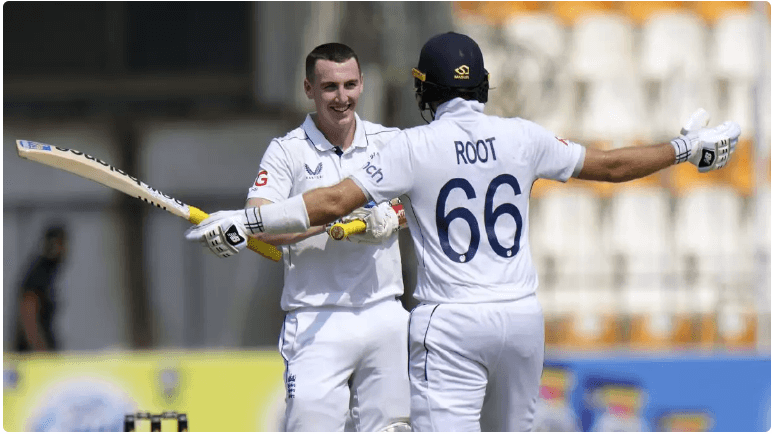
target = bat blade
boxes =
[16,140,282,261]
[17,140,192,219]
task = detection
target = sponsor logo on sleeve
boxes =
[362,161,383,183]
[254,170,268,187]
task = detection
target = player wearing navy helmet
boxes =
[412,32,490,120]
[188,32,740,431]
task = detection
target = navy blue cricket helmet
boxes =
[412,32,490,111]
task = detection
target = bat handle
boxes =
[329,220,367,240]
[246,238,282,261]
[188,206,282,262]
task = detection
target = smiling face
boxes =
[304,57,363,136]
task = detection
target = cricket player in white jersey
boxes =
[187,33,740,431]
[194,43,410,431]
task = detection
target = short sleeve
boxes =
[247,140,295,203]
[528,121,585,182]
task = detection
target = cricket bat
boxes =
[327,198,407,240]
[16,139,282,262]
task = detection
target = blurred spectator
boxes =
[13,225,67,352]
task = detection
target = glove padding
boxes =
[671,108,741,173]
[343,202,399,245]
[184,210,255,258]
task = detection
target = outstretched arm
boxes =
[577,109,740,183]
[577,143,675,183]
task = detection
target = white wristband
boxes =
[670,135,699,164]
[256,194,310,234]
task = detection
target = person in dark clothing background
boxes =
[14,225,67,352]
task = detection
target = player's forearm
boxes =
[246,197,323,243]
[250,226,325,246]
[577,143,675,183]
[302,178,368,227]
[247,179,367,235]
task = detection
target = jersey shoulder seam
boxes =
[274,132,309,145]
[362,120,399,136]
[365,129,399,137]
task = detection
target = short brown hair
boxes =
[305,43,361,82]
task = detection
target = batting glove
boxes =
[670,108,741,173]
[184,209,263,258]
[344,201,399,245]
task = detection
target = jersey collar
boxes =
[302,112,367,154]
[434,97,485,120]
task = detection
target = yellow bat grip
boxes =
[188,206,282,262]
[329,220,367,241]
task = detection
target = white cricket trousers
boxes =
[279,298,410,432]
[408,294,545,432]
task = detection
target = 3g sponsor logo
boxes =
[254,170,268,186]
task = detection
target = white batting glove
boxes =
[670,108,741,173]
[344,202,399,245]
[184,209,263,258]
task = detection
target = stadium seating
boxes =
[674,185,743,290]
[569,13,634,81]
[567,14,647,141]
[607,182,676,346]
[550,1,619,26]
[639,11,717,138]
[530,182,618,348]
[712,11,769,137]
[499,12,573,134]
[690,1,752,24]
[619,1,689,25]
[717,303,758,349]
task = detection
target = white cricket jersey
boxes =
[248,113,404,311]
[351,98,585,304]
